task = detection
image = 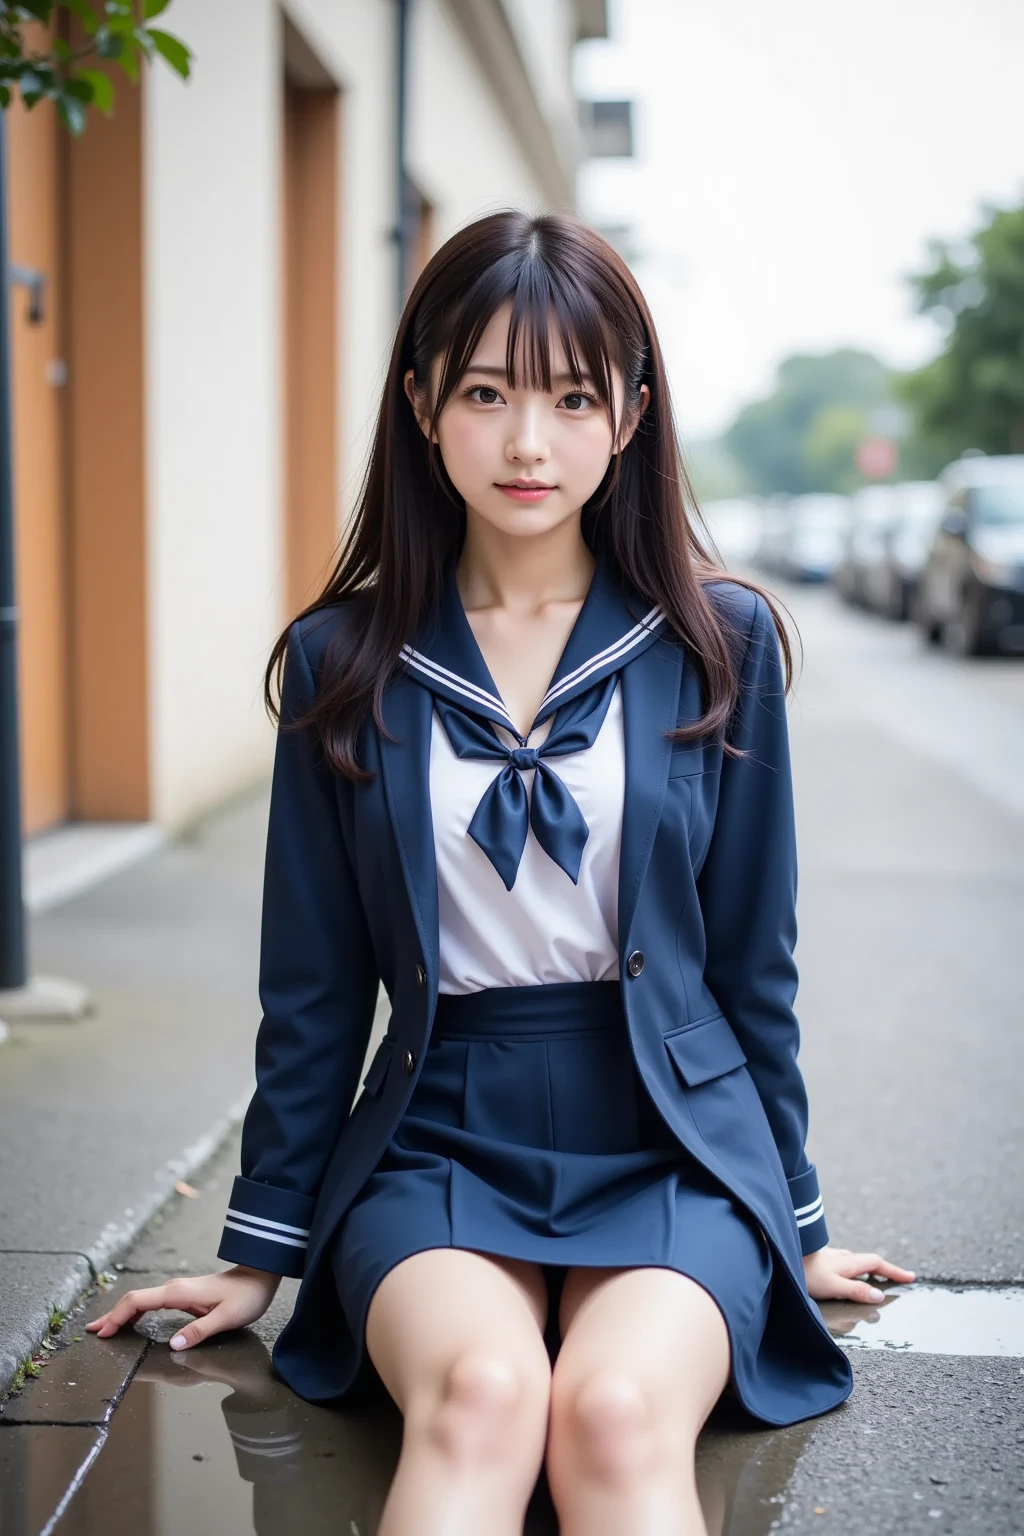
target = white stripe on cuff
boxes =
[223,1217,308,1249]
[794,1198,825,1228]
[225,1207,310,1238]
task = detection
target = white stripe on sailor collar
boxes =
[540,604,665,712]
[398,644,513,728]
[400,602,667,737]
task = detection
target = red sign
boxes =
[855,435,898,479]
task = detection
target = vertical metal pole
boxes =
[0,110,27,991]
[395,0,411,317]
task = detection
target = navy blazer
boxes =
[217,559,853,1423]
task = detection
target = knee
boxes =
[416,1350,550,1470]
[551,1370,676,1487]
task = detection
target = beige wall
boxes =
[141,0,572,829]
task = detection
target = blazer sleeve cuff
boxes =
[788,1165,829,1256]
[216,1175,316,1280]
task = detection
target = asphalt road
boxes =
[777,581,1024,1284]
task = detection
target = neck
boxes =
[456,514,595,616]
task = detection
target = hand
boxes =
[802,1245,916,1305]
[85,1265,281,1352]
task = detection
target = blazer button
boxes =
[414,962,427,987]
[402,1048,417,1075]
[626,950,645,977]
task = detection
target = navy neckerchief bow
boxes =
[435,674,617,890]
[400,552,667,891]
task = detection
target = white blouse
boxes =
[431,681,625,994]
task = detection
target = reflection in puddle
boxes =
[36,1335,814,1536]
[821,1284,1024,1355]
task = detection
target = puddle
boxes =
[4,1334,813,1536]
[8,1287,1024,1535]
[820,1284,1024,1355]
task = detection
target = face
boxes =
[404,301,647,542]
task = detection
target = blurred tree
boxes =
[896,200,1024,459]
[722,349,894,494]
[0,0,191,133]
[801,402,871,494]
[684,435,751,502]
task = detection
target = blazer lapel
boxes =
[379,673,440,991]
[618,634,684,955]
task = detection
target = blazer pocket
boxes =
[663,1011,747,1086]
[360,1036,394,1098]
[667,740,706,777]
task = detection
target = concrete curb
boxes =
[0,1088,251,1399]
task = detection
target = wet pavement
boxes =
[3,581,1024,1532]
[2,1128,1023,1536]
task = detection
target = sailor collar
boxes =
[399,552,667,742]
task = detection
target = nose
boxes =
[505,399,550,468]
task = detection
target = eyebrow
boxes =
[463,364,596,387]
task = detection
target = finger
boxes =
[845,1254,916,1283]
[867,1260,916,1282]
[830,1276,888,1305]
[169,1300,241,1352]
[87,1284,196,1338]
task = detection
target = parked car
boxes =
[754,495,793,576]
[775,494,850,581]
[832,485,898,605]
[914,454,1024,655]
[865,480,946,620]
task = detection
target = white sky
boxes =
[573,0,1024,440]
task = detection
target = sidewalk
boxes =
[1,782,273,1395]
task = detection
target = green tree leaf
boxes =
[143,0,171,16]
[145,26,189,77]
[115,34,139,80]
[56,93,86,134]
[63,0,99,34]
[75,64,112,111]
[95,29,124,58]
[15,1,53,23]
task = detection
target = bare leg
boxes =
[365,1248,552,1536]
[546,1265,731,1536]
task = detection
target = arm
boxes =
[217,618,381,1278]
[695,590,828,1256]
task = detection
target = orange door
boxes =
[6,93,70,835]
[282,76,340,620]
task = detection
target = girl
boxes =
[89,211,914,1534]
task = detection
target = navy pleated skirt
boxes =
[332,979,773,1410]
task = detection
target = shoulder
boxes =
[700,576,769,642]
[287,595,371,680]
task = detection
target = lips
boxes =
[496,480,556,501]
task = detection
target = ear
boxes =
[404,368,437,443]
[614,383,651,455]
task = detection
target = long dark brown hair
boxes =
[266,210,795,778]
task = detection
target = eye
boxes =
[560,391,597,412]
[465,384,505,405]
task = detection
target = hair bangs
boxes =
[428,246,620,431]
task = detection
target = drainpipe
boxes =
[0,110,27,992]
[394,0,412,317]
